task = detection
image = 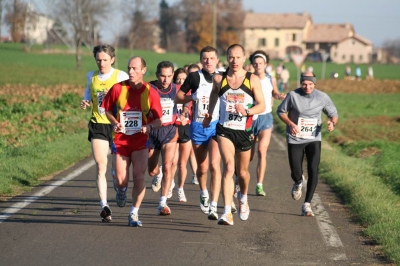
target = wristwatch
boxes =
[245,109,251,116]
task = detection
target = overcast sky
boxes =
[2,0,399,47]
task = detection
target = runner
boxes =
[276,71,338,216]
[171,68,192,202]
[102,56,162,226]
[175,46,225,220]
[203,44,265,225]
[148,61,179,215]
[249,50,285,197]
[80,44,128,222]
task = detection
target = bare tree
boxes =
[53,0,109,70]
[0,0,5,42]
[4,0,28,43]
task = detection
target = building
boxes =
[243,12,373,64]
[24,10,54,45]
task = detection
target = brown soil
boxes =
[317,79,400,94]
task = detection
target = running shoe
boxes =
[111,166,117,192]
[128,212,142,227]
[208,205,218,220]
[100,205,112,222]
[116,189,127,207]
[218,212,234,225]
[200,195,210,214]
[167,179,175,199]
[177,189,187,202]
[231,201,237,213]
[301,202,315,217]
[256,184,266,196]
[157,203,171,216]
[238,200,250,221]
[234,184,240,198]
[191,175,199,185]
[291,181,303,200]
[151,166,163,192]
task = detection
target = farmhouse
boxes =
[242,12,373,64]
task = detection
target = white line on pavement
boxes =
[0,161,95,224]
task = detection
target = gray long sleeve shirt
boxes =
[277,88,338,144]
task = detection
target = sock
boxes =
[224,205,232,214]
[160,196,167,205]
[100,200,107,208]
[119,187,127,192]
[130,207,139,215]
[177,187,183,191]
[240,194,248,203]
[257,183,262,186]
[211,201,217,207]
[200,189,209,198]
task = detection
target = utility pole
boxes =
[212,0,217,48]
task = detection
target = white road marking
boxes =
[271,132,286,151]
[272,132,347,260]
[0,161,95,224]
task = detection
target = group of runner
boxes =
[81,43,338,226]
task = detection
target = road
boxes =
[0,132,389,266]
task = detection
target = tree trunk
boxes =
[75,38,81,70]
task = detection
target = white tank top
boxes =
[193,70,220,122]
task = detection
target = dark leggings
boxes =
[287,141,321,203]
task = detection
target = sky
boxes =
[2,0,399,47]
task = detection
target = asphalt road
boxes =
[0,132,390,266]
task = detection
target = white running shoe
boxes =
[191,175,199,185]
[157,202,171,216]
[200,195,210,214]
[128,213,142,227]
[302,202,315,217]
[177,188,187,202]
[238,200,250,221]
[231,201,237,213]
[291,175,304,200]
[151,167,163,192]
[167,179,175,199]
[208,205,218,220]
[218,212,234,225]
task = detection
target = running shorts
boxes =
[216,123,253,152]
[252,113,273,136]
[190,120,218,146]
[177,124,191,143]
[148,124,178,150]
[88,121,113,143]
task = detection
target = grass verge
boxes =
[0,131,91,197]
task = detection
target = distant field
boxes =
[1,43,400,87]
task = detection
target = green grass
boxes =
[1,42,400,87]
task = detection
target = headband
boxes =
[300,76,316,84]
[253,53,267,63]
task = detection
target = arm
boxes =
[80,72,93,109]
[175,90,194,104]
[323,95,338,132]
[174,73,198,104]
[203,74,222,127]
[236,74,265,116]
[277,94,298,136]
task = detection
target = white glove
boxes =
[191,90,202,101]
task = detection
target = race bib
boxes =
[161,99,174,123]
[223,103,246,130]
[296,117,317,139]
[197,96,209,118]
[120,111,142,135]
[97,92,106,115]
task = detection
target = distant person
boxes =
[280,65,290,91]
[277,71,338,217]
[307,65,313,73]
[345,65,351,80]
[367,65,374,80]
[80,44,128,223]
[249,50,285,197]
[171,68,193,202]
[355,66,362,80]
[102,56,162,227]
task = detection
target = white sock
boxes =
[257,183,262,186]
[130,207,139,215]
[100,200,107,208]
[211,201,217,207]
[119,187,127,192]
[177,187,183,192]
[240,194,248,203]
[200,189,209,198]
[160,196,167,205]
[224,205,232,214]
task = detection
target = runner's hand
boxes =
[202,113,212,128]
[113,123,123,133]
[327,121,335,132]
[289,123,299,136]
[80,100,90,110]
[141,125,151,135]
